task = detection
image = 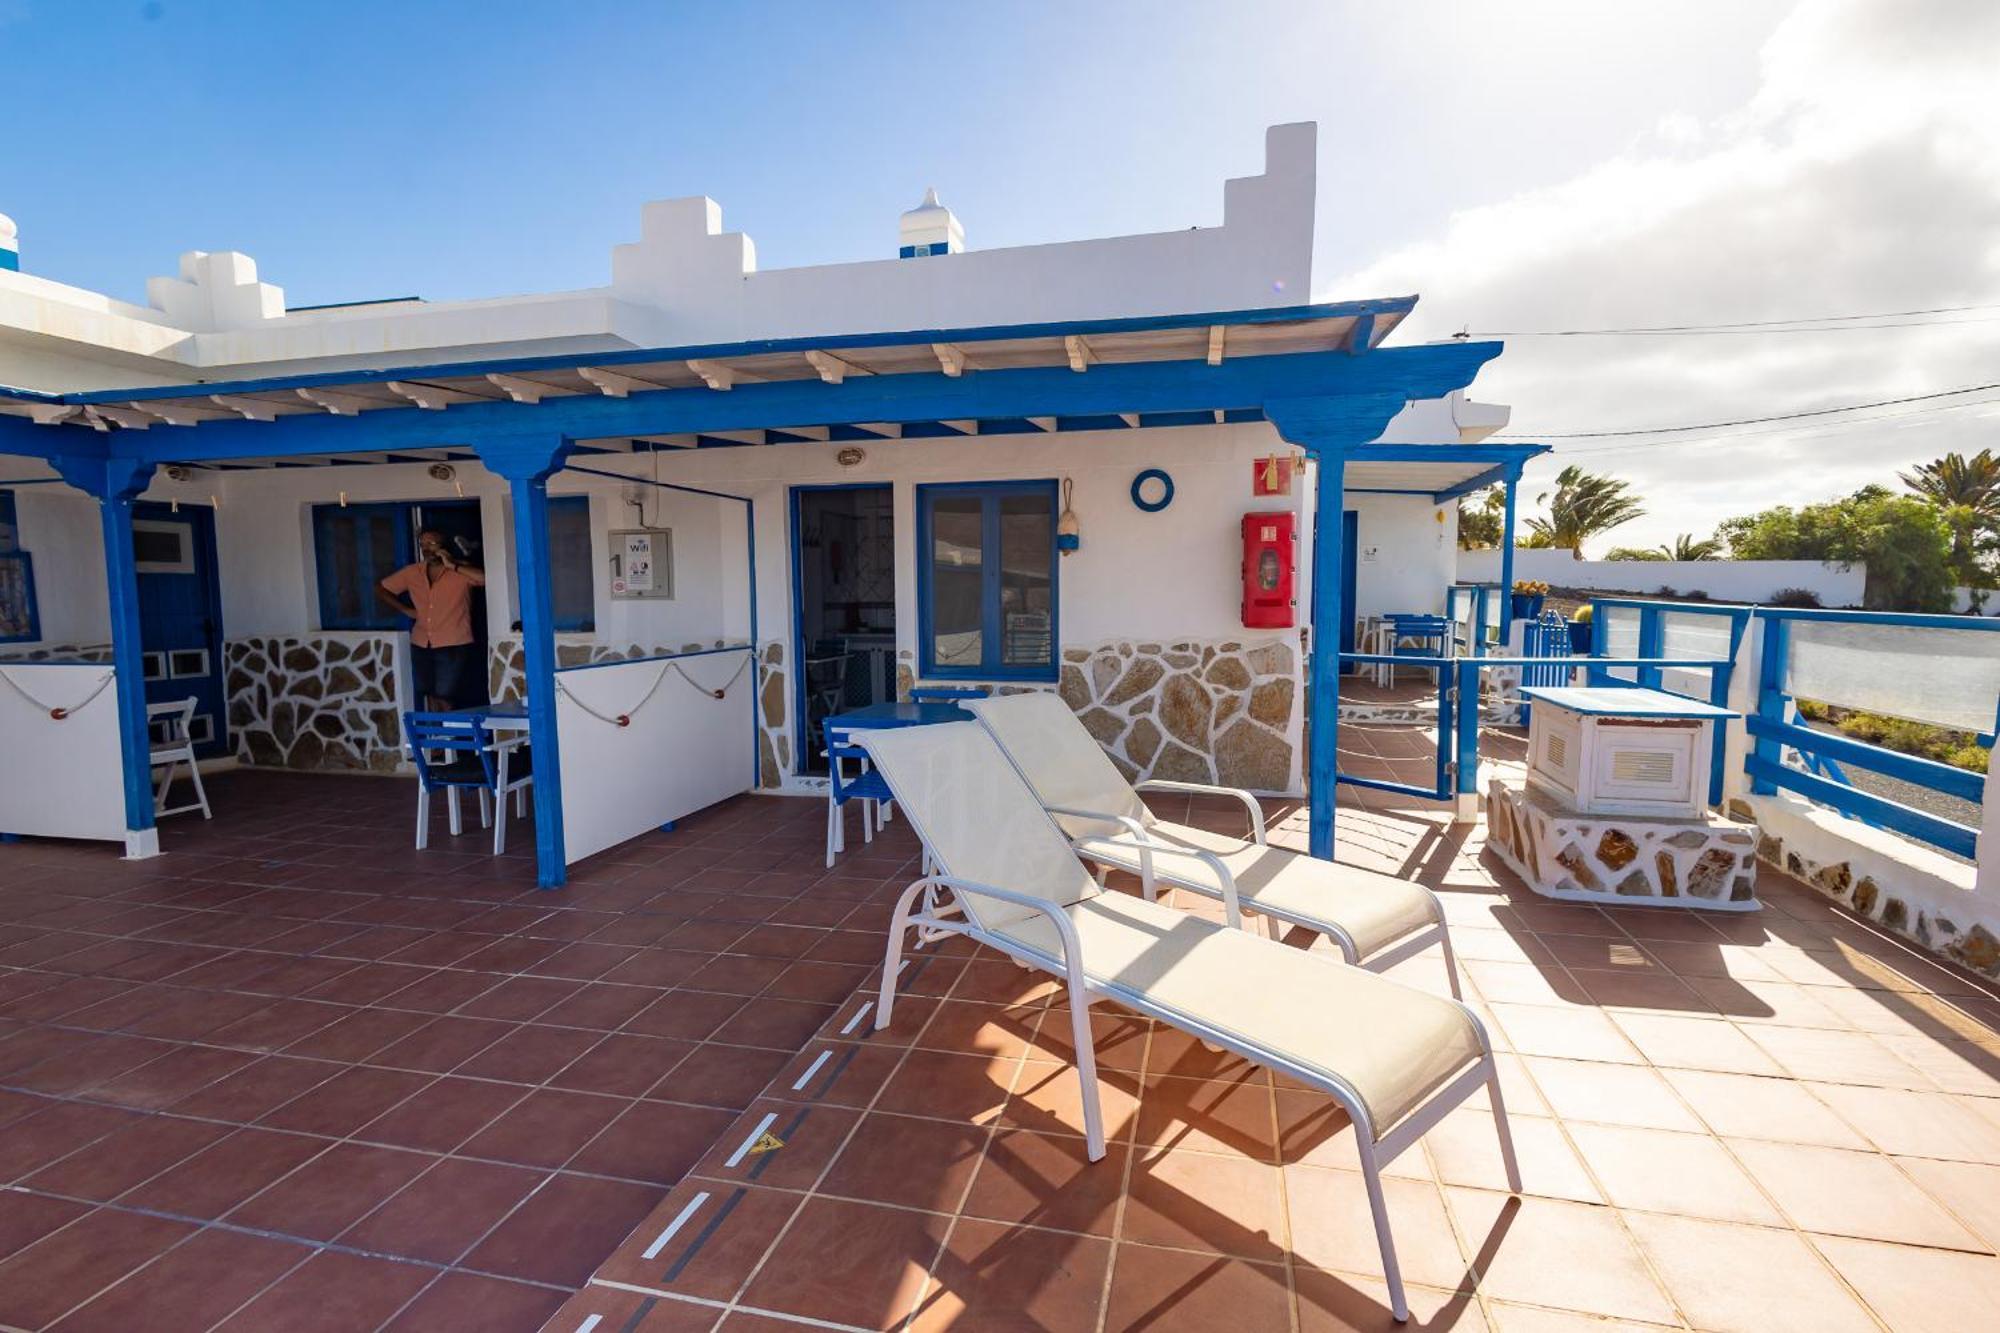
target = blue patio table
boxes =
[824,699,973,734]
[820,700,971,863]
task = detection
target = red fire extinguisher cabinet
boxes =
[1240,511,1297,629]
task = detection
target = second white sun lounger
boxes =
[964,691,1459,993]
[854,720,1517,1322]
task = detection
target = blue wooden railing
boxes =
[1338,596,1995,860]
[1585,599,1994,860]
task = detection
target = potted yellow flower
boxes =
[1510,580,1550,620]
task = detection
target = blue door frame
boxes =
[1339,509,1358,669]
[133,501,228,760]
[790,482,895,777]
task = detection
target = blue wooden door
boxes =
[134,502,228,759]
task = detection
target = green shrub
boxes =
[1828,709,1990,773]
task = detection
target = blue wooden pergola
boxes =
[0,299,1540,886]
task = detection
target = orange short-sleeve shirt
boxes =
[380,563,479,648]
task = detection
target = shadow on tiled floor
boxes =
[549,790,2000,1333]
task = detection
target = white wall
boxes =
[1,457,752,655]
[1458,548,1867,607]
[0,464,218,650]
[8,418,1457,669]
[0,124,1320,388]
[1350,493,1457,620]
[6,485,106,646]
[0,662,129,843]
[624,421,1315,658]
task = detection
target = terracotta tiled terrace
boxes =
[4,763,2000,1332]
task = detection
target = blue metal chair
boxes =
[1386,614,1451,686]
[822,719,893,866]
[908,686,990,704]
[404,711,533,856]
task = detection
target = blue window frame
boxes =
[548,495,595,632]
[917,479,1059,681]
[0,490,39,644]
[312,501,413,630]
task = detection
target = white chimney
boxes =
[0,213,17,272]
[898,188,963,259]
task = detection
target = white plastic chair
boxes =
[964,692,1458,994]
[147,697,211,820]
[855,720,1517,1323]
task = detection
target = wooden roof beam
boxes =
[578,367,662,398]
[805,349,869,385]
[210,394,284,422]
[296,387,376,417]
[486,373,560,404]
[685,360,735,391]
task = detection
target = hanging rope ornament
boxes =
[1057,477,1081,555]
[0,668,115,721]
[552,652,753,728]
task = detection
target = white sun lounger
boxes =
[963,691,1459,994]
[854,720,1518,1322]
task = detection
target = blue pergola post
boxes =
[1305,442,1350,859]
[1497,464,1521,649]
[1269,395,1407,861]
[52,455,159,858]
[474,433,575,889]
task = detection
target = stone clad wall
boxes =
[225,635,404,773]
[0,642,113,663]
[1736,795,2000,981]
[1489,779,1759,907]
[757,640,789,788]
[1052,638,1300,791]
[754,635,1302,794]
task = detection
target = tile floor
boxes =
[544,797,2000,1332]
[0,771,895,1331]
[5,760,2000,1332]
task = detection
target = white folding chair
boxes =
[147,697,212,820]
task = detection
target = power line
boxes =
[1467,301,2000,337]
[1494,382,2000,440]
[1553,395,2000,460]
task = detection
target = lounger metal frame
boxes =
[1009,754,1461,994]
[876,870,1520,1323]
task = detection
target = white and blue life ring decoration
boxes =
[1130,468,1174,513]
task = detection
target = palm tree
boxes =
[1523,465,1646,560]
[1456,486,1504,549]
[1900,450,2000,591]
[1658,533,1722,561]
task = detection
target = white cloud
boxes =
[1330,0,2000,553]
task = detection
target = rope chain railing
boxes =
[0,668,117,721]
[552,651,753,729]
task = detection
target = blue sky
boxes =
[10,1,1994,550]
[2,1,1782,308]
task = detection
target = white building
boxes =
[0,123,1537,886]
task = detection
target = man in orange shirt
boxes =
[377,529,486,711]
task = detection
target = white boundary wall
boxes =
[0,663,129,845]
[555,649,756,864]
[1459,549,1865,607]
